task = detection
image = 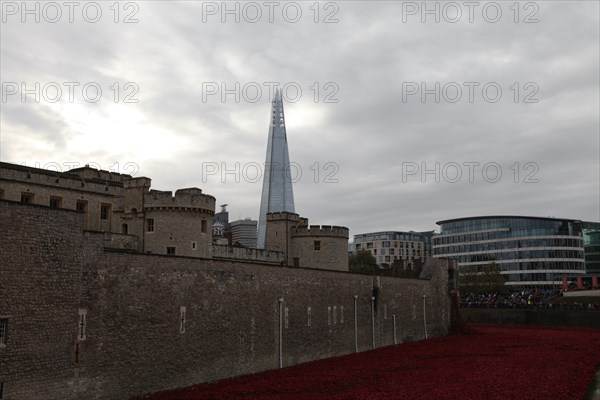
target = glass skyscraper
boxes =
[256,89,295,249]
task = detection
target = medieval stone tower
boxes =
[143,188,215,258]
[266,211,349,271]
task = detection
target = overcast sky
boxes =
[1,0,599,239]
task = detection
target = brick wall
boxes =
[0,200,450,400]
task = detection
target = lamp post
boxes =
[278,297,284,368]
[392,313,397,345]
[353,295,358,353]
[371,296,376,349]
[423,294,428,340]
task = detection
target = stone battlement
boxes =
[68,165,132,183]
[145,188,215,211]
[0,162,127,192]
[266,211,301,221]
[123,177,151,189]
[292,224,349,238]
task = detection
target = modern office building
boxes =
[350,231,434,269]
[583,221,600,276]
[230,218,258,248]
[433,216,587,288]
[257,89,295,249]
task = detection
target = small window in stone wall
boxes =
[77,309,87,341]
[192,242,197,251]
[21,192,34,204]
[327,306,331,326]
[201,220,207,234]
[340,306,344,324]
[167,247,176,255]
[0,319,8,346]
[146,218,155,232]
[76,199,87,212]
[333,306,337,325]
[284,307,289,329]
[307,307,311,326]
[180,306,186,333]
[100,203,111,220]
[293,257,299,267]
[49,196,62,208]
[314,240,321,251]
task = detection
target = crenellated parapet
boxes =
[292,224,349,239]
[0,162,129,193]
[68,166,132,183]
[144,188,215,214]
[123,177,151,189]
[266,211,302,221]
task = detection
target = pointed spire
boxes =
[257,89,295,249]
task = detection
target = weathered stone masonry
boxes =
[0,200,451,400]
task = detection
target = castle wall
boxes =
[0,200,450,400]
[143,208,213,257]
[211,244,285,264]
[0,201,105,400]
[291,225,349,271]
[265,212,301,255]
[118,177,151,242]
[0,163,216,257]
[0,163,123,232]
[143,189,215,258]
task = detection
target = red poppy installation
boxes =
[138,325,600,400]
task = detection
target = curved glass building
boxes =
[583,221,600,276]
[433,216,586,288]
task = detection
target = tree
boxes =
[391,259,423,279]
[349,250,377,274]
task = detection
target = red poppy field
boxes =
[140,325,600,400]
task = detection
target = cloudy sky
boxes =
[1,1,599,239]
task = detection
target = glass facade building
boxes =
[583,221,600,276]
[257,89,295,249]
[433,216,587,288]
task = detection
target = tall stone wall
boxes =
[0,200,450,400]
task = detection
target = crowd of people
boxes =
[460,289,560,309]
[460,289,600,310]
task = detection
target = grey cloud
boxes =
[1,1,598,237]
